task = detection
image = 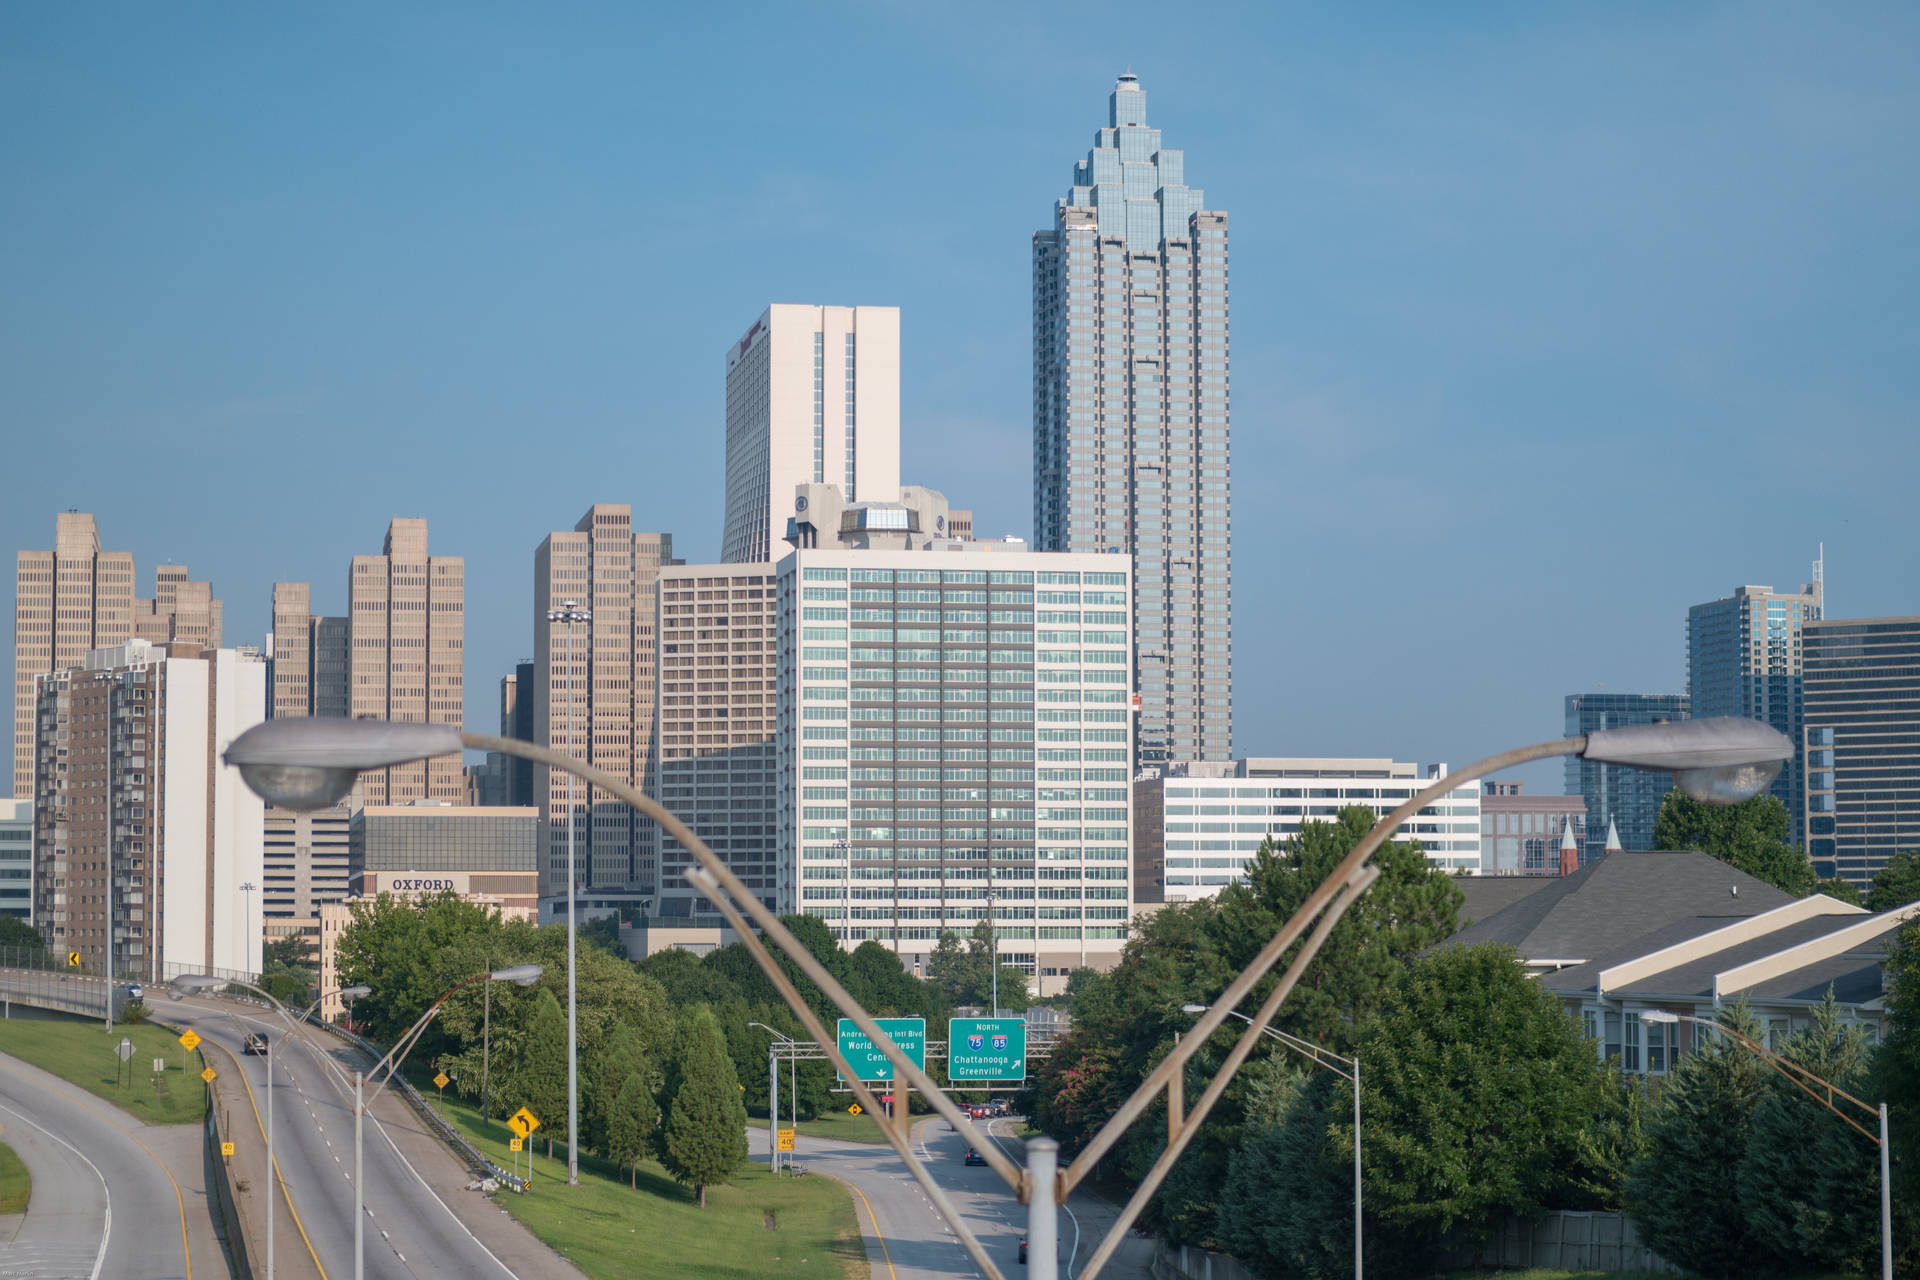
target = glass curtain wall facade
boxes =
[1032,74,1231,768]
[777,550,1133,983]
[1688,582,1822,844]
[1564,693,1691,862]
[1803,617,1920,887]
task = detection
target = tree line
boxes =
[332,894,1034,1205]
[1015,798,1920,1278]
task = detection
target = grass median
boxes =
[0,1137,28,1215]
[425,1090,865,1280]
[0,1014,207,1126]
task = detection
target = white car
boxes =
[126,984,144,1002]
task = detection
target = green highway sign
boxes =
[836,1017,926,1082]
[948,1018,1027,1081]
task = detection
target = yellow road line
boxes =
[812,1167,899,1280]
[0,1053,193,1279]
[204,1034,329,1279]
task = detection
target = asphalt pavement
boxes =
[751,1111,1154,1280]
[164,995,576,1280]
[0,1044,206,1280]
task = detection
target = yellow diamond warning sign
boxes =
[178,1030,201,1052]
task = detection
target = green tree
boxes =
[1216,1070,1368,1280]
[925,927,991,1008]
[1816,876,1864,907]
[1868,849,1920,912]
[1653,791,1818,896]
[605,1072,657,1189]
[579,912,626,958]
[658,1007,748,1207]
[587,1024,656,1156]
[0,914,46,954]
[510,988,569,1160]
[1739,996,1880,1274]
[1219,809,1466,1053]
[332,891,504,1045]
[1342,943,1614,1267]
[1626,1003,1772,1278]
[1873,918,1920,1271]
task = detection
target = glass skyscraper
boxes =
[1687,579,1823,844]
[1565,693,1691,862]
[1032,73,1231,768]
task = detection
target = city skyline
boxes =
[5,7,1920,798]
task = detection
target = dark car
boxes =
[243,1032,269,1055]
[964,1148,986,1166]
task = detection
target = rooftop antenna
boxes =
[1811,542,1824,615]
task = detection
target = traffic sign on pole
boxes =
[178,1029,201,1052]
[201,1066,217,1083]
[777,1129,795,1152]
[947,1017,1027,1081]
[835,1017,925,1082]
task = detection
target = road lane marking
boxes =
[987,1115,1080,1278]
[199,1029,329,1280]
[0,1052,192,1280]
[0,1094,111,1280]
[811,1167,898,1280]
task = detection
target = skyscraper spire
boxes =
[1032,75,1233,767]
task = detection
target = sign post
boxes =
[178,1028,201,1078]
[947,1017,1028,1083]
[116,1036,133,1088]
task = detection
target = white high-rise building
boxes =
[1133,758,1483,904]
[777,545,1134,993]
[721,305,901,564]
[32,640,266,980]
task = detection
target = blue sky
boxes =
[5,3,1918,790]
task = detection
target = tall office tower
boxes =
[776,547,1134,992]
[1564,693,1692,862]
[133,565,224,649]
[650,563,781,914]
[1688,576,1823,843]
[1803,616,1920,887]
[1032,73,1231,769]
[268,582,351,720]
[13,513,137,797]
[32,639,265,981]
[0,798,30,922]
[720,305,901,564]
[349,518,465,805]
[534,506,676,893]
[262,801,351,953]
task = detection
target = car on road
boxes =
[964,1148,987,1166]
[125,984,144,1003]
[1020,1237,1028,1264]
[243,1031,269,1055]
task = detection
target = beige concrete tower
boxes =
[13,513,136,798]
[347,518,464,804]
[649,561,780,911]
[133,565,223,649]
[269,582,352,722]
[534,506,676,893]
[721,305,901,564]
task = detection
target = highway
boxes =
[757,1112,1154,1280]
[0,1046,198,1280]
[164,995,571,1280]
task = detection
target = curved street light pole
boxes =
[224,714,1791,1280]
[547,600,590,1187]
[1641,1010,1891,1280]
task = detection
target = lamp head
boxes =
[223,718,464,810]
[339,985,371,1000]
[175,973,220,991]
[1580,717,1791,805]
[1180,1004,1207,1014]
[489,964,543,986]
[1639,1010,1680,1024]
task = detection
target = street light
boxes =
[1640,1009,1891,1280]
[223,712,1791,1280]
[546,598,590,1187]
[749,1021,799,1173]
[1186,1005,1363,1279]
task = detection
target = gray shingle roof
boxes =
[1447,850,1795,963]
[1455,876,1558,927]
